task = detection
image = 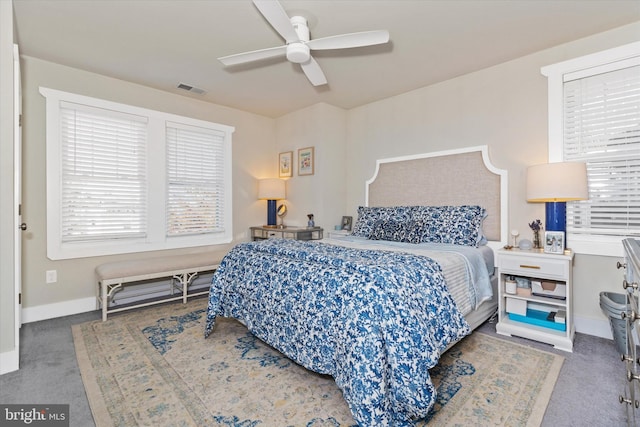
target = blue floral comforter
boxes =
[204,239,471,426]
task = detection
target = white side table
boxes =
[495,248,574,352]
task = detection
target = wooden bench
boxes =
[95,250,228,321]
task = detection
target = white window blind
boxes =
[563,64,640,237]
[42,87,234,259]
[166,123,226,236]
[60,102,147,242]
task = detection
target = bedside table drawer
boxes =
[252,229,283,239]
[499,254,568,279]
[265,230,284,239]
[250,226,323,241]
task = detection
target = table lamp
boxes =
[526,161,588,241]
[258,178,286,228]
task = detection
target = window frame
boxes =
[541,41,640,257]
[41,87,234,260]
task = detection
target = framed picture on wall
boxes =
[279,151,293,178]
[544,231,565,254]
[298,147,314,176]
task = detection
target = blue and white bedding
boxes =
[204,238,489,426]
[328,235,494,313]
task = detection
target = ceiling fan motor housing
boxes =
[290,16,310,41]
[286,16,311,63]
[218,1,390,87]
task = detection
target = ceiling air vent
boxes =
[177,82,206,95]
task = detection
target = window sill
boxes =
[566,235,629,258]
[47,234,232,260]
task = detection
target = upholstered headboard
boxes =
[365,145,508,249]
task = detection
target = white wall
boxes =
[275,103,347,229]
[344,22,640,337]
[19,56,276,317]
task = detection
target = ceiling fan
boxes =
[218,0,390,86]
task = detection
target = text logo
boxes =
[0,405,69,426]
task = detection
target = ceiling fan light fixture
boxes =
[286,43,310,63]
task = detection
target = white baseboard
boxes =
[14,296,622,345]
[21,297,97,324]
[575,314,614,340]
[0,347,19,375]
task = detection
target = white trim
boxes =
[568,235,625,258]
[541,42,640,256]
[21,297,97,324]
[541,41,640,162]
[39,87,235,260]
[12,42,21,367]
[365,145,509,250]
[541,41,640,78]
[0,348,19,375]
[575,314,640,347]
[574,314,613,340]
[16,297,614,341]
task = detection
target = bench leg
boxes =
[173,272,199,304]
[100,281,124,321]
[102,281,108,322]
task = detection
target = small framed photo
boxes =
[279,151,293,178]
[341,216,353,231]
[298,147,314,176]
[544,231,565,254]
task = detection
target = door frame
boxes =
[14,43,22,331]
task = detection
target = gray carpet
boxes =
[0,304,627,426]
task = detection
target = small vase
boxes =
[308,220,315,227]
[533,230,541,249]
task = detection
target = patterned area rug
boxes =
[73,298,563,426]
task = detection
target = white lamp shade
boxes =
[258,178,286,200]
[526,162,588,202]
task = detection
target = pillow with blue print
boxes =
[352,204,487,247]
[414,205,487,247]
[368,218,424,244]
[350,205,415,238]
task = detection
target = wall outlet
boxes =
[46,270,57,284]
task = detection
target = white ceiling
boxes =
[13,0,640,118]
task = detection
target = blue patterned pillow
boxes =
[352,205,487,247]
[369,219,423,244]
[351,206,415,238]
[415,205,487,247]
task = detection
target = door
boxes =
[14,43,22,338]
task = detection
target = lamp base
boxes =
[266,199,277,227]
[545,201,567,251]
[545,201,566,232]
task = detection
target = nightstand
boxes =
[250,226,323,241]
[327,229,350,238]
[495,248,575,352]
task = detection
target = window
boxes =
[542,42,640,256]
[59,102,148,243]
[41,88,234,260]
[166,122,228,236]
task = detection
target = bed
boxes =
[204,145,507,426]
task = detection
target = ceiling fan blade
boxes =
[253,0,299,43]
[306,30,390,50]
[218,45,286,66]
[300,57,328,86]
